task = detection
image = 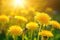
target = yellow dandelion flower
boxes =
[39,30,53,37]
[26,22,38,30]
[15,16,28,23]
[0,15,9,23]
[35,12,51,25]
[50,20,60,29]
[8,25,23,36]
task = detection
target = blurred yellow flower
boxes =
[26,22,38,30]
[0,15,9,23]
[35,12,51,26]
[39,30,53,37]
[8,25,23,36]
[15,16,28,23]
[50,20,60,29]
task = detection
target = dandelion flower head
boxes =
[26,22,38,30]
[39,30,53,37]
[35,12,51,26]
[50,20,60,29]
[8,25,23,36]
[0,15,9,23]
[15,16,28,23]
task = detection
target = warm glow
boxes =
[11,0,26,8]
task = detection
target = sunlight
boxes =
[12,0,26,8]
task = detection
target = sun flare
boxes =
[11,0,26,8]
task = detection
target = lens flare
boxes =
[11,0,26,8]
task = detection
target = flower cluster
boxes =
[0,12,60,40]
[1,0,60,40]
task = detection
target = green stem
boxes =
[42,24,45,30]
[38,24,42,40]
[6,33,8,40]
[39,24,42,32]
[13,35,17,40]
[31,30,33,40]
[22,33,24,40]
[38,35,39,40]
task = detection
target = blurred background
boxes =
[0,0,60,20]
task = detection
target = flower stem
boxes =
[22,33,24,40]
[30,30,33,40]
[6,33,8,40]
[13,35,17,40]
[38,25,42,40]
[42,24,45,30]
